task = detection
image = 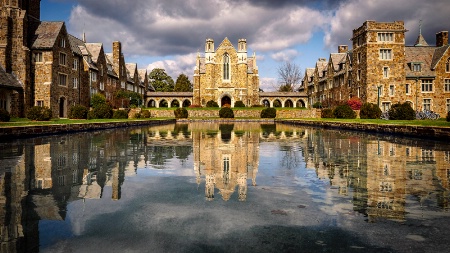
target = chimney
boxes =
[436,31,448,47]
[338,45,348,53]
[113,41,121,76]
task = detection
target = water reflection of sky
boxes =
[1,123,450,252]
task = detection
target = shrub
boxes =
[141,110,151,118]
[69,105,88,119]
[134,112,142,119]
[206,100,219,107]
[360,103,382,119]
[388,102,415,120]
[0,108,10,122]
[333,104,356,119]
[91,93,107,108]
[321,108,334,118]
[447,111,450,122]
[26,106,52,121]
[174,107,188,119]
[234,101,245,107]
[347,97,362,110]
[112,110,129,119]
[312,102,322,109]
[219,107,234,118]
[260,108,276,118]
[88,104,113,119]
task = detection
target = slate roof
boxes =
[32,22,64,49]
[67,34,83,56]
[0,65,22,89]
[105,54,118,77]
[414,34,429,46]
[405,46,436,78]
[85,43,103,63]
[316,59,328,78]
[329,53,346,71]
[431,44,450,70]
[138,69,147,87]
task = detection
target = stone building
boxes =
[193,38,260,107]
[304,20,450,117]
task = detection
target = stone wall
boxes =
[0,119,175,140]
[279,119,450,141]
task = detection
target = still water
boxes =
[1,122,450,252]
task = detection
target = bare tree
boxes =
[277,61,303,92]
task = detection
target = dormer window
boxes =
[223,53,230,80]
[60,38,66,48]
[413,63,421,72]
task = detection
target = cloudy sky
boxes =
[41,0,449,91]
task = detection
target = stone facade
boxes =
[0,1,148,118]
[303,20,450,117]
[193,38,260,107]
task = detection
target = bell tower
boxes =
[205,38,215,64]
[237,38,247,64]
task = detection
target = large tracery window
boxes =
[223,53,230,80]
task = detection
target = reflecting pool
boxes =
[1,122,450,252]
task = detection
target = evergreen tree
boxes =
[174,74,193,92]
[148,68,174,92]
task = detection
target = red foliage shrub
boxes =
[347,97,362,110]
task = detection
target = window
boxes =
[357,53,361,64]
[445,79,450,92]
[91,71,97,82]
[33,52,43,62]
[389,85,394,96]
[383,67,389,78]
[379,49,392,60]
[406,83,410,94]
[422,149,434,161]
[447,99,450,112]
[121,81,125,89]
[357,69,361,81]
[59,53,66,66]
[378,32,394,42]
[423,98,431,111]
[73,58,78,70]
[60,38,66,48]
[378,85,384,96]
[72,77,78,89]
[59,73,67,86]
[223,53,230,80]
[36,100,44,107]
[446,58,450,72]
[382,102,390,112]
[413,63,421,72]
[421,79,433,92]
[100,82,104,91]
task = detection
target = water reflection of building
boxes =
[303,130,450,222]
[192,122,260,201]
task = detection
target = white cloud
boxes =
[146,53,197,80]
[259,77,277,92]
[271,49,299,62]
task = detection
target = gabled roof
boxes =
[32,22,64,49]
[105,54,118,77]
[405,46,436,78]
[126,63,137,77]
[217,37,235,51]
[414,34,429,46]
[85,43,103,63]
[138,69,147,82]
[0,65,22,89]
[329,53,346,71]
[67,34,83,56]
[431,44,450,70]
[315,59,328,78]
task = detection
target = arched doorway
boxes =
[262,99,270,107]
[284,99,293,108]
[147,99,156,108]
[273,99,282,108]
[171,100,180,108]
[221,96,231,107]
[182,99,191,107]
[297,99,306,108]
[159,99,168,108]
[59,97,66,118]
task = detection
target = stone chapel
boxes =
[193,38,260,107]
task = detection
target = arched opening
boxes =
[221,96,231,107]
[262,99,270,107]
[59,97,66,118]
[296,99,306,108]
[147,99,156,108]
[171,100,180,108]
[182,99,191,107]
[159,99,168,108]
[273,99,282,108]
[223,53,230,80]
[284,99,293,108]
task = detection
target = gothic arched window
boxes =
[223,53,230,80]
[446,58,450,73]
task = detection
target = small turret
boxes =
[205,38,215,64]
[238,38,247,64]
